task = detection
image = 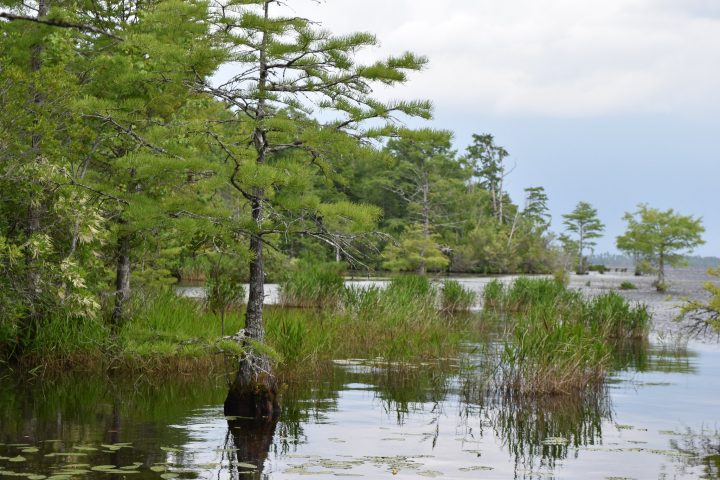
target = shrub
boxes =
[619,281,637,290]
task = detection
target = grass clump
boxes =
[266,275,470,369]
[491,277,650,395]
[584,292,649,340]
[441,280,476,312]
[482,280,505,309]
[484,277,579,314]
[279,261,345,308]
[619,281,637,290]
[119,289,243,359]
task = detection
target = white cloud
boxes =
[282,0,720,117]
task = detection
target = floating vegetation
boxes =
[160,447,182,453]
[458,465,494,471]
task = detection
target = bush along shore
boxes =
[3,266,651,398]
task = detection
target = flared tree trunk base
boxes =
[224,355,280,419]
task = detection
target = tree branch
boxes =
[0,12,123,40]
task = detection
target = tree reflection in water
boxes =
[224,417,278,480]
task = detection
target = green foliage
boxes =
[562,202,605,274]
[617,204,705,291]
[382,224,450,273]
[279,261,346,308]
[441,280,476,312]
[121,289,242,347]
[482,280,505,310]
[619,281,637,290]
[205,257,247,336]
[488,278,649,394]
[679,267,720,333]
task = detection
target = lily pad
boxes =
[459,466,494,471]
[7,457,26,463]
[417,471,444,477]
[542,437,569,445]
[54,470,89,476]
[160,447,182,453]
[20,448,38,454]
[235,463,257,470]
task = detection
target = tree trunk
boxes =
[418,178,430,276]
[577,230,585,274]
[225,198,279,418]
[19,0,51,351]
[225,0,278,418]
[657,250,665,291]
[111,233,131,328]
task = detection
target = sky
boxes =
[280,0,720,256]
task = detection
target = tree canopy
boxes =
[617,204,705,291]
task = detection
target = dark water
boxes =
[2,336,720,480]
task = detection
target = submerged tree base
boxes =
[225,355,280,419]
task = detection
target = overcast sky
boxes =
[283,0,719,256]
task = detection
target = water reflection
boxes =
[225,417,278,480]
[1,339,718,479]
[482,391,611,474]
[669,428,720,479]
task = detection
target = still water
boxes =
[1,337,719,480]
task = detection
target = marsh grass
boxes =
[487,277,650,395]
[10,272,480,374]
[441,280,476,312]
[265,276,474,369]
[279,262,346,308]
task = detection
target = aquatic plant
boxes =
[583,292,649,340]
[441,280,476,312]
[493,277,650,395]
[482,280,505,310]
[619,281,637,290]
[279,261,346,308]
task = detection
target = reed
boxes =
[440,280,476,312]
[279,261,346,308]
[490,277,650,395]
